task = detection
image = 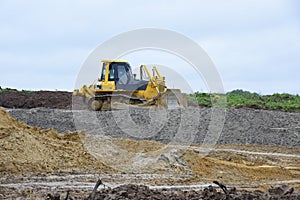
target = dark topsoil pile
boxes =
[0,91,73,109]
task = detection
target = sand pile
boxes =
[0,107,113,174]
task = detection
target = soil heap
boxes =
[0,107,113,174]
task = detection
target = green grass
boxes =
[0,87,18,92]
[189,89,300,112]
[0,87,33,93]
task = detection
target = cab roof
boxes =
[101,59,129,64]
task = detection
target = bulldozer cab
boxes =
[100,61,131,83]
[100,60,148,91]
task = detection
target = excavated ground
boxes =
[0,91,299,199]
[0,107,299,199]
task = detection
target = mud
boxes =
[86,183,300,200]
[1,175,300,199]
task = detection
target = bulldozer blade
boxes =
[158,89,187,109]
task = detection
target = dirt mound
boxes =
[89,183,300,200]
[0,91,72,109]
[0,107,113,174]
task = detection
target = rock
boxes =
[158,154,170,163]
[117,190,128,198]
[268,184,294,196]
[208,185,216,192]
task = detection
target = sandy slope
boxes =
[0,108,113,175]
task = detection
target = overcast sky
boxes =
[0,0,299,94]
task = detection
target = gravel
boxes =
[8,107,300,146]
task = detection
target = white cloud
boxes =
[0,0,299,93]
[200,22,300,93]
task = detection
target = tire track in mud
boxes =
[1,173,299,191]
[201,147,300,158]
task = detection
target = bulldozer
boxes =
[73,60,187,111]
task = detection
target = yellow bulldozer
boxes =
[73,60,187,111]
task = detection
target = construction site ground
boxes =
[0,91,299,199]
